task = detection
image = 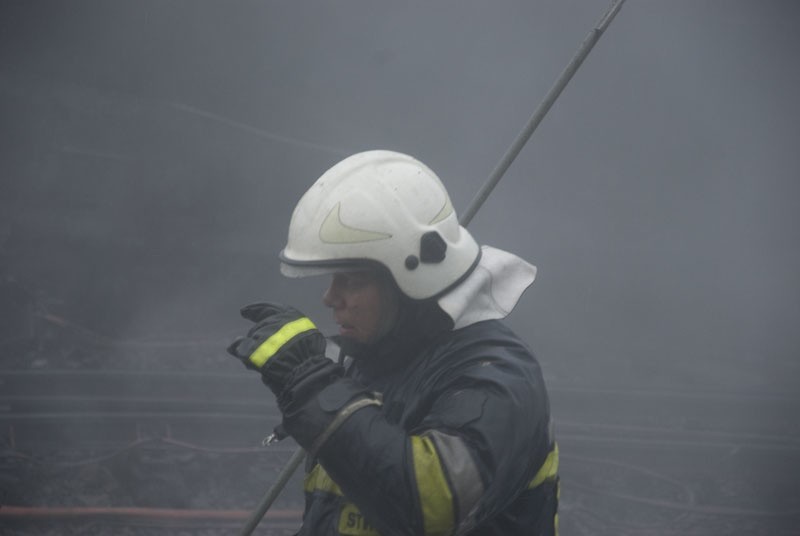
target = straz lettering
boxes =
[338,503,379,535]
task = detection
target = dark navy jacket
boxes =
[296,319,558,536]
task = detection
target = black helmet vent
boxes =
[419,231,447,264]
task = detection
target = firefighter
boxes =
[228,150,558,535]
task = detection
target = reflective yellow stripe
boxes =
[528,443,559,489]
[305,465,379,535]
[555,479,561,536]
[303,462,343,495]
[248,317,316,367]
[411,435,455,536]
[338,502,381,535]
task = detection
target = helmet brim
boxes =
[279,251,379,279]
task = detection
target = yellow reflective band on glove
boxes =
[248,317,317,368]
[411,435,455,536]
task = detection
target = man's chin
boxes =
[330,334,374,360]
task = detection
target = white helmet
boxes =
[280,150,481,300]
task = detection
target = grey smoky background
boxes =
[1,0,799,533]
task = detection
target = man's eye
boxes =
[345,276,366,288]
[344,272,373,289]
[332,274,361,289]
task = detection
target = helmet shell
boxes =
[280,150,480,299]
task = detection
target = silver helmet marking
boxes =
[429,196,454,225]
[319,202,392,244]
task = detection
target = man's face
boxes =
[322,269,399,345]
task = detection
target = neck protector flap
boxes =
[437,245,536,330]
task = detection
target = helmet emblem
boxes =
[429,196,454,225]
[319,202,392,244]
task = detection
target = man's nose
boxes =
[322,281,342,309]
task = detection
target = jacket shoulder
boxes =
[435,319,534,361]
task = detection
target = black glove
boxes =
[228,303,378,454]
[227,302,326,394]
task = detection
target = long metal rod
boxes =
[239,1,625,534]
[459,0,626,226]
[238,446,306,536]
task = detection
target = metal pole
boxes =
[238,1,625,534]
[460,0,626,226]
[237,446,306,536]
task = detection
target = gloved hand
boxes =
[227,302,326,394]
[228,302,377,454]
